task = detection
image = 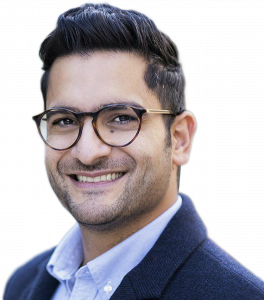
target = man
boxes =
[4,3,264,299]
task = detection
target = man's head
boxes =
[40,4,185,129]
[38,3,196,231]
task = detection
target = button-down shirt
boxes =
[47,195,182,300]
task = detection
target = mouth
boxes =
[71,172,125,183]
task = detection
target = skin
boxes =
[45,51,196,263]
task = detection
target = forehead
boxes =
[46,51,160,111]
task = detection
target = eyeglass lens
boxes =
[39,106,140,149]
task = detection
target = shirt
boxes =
[47,195,182,300]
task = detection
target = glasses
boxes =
[32,104,181,150]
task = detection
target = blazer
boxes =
[4,194,264,299]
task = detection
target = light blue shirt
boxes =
[47,195,182,300]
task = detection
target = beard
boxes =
[46,147,172,232]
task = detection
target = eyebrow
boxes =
[50,100,145,112]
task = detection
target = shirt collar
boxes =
[47,223,83,281]
[47,195,182,298]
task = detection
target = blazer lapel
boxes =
[111,194,207,299]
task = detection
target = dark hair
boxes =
[39,3,185,187]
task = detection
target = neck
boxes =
[79,223,134,264]
[79,194,177,265]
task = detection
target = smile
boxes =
[76,173,124,183]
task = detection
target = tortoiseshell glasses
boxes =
[32,104,179,150]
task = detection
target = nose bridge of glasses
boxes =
[74,110,109,150]
[77,111,98,125]
[77,111,102,143]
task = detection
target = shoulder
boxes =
[4,247,55,300]
[201,239,264,290]
[165,238,264,299]
[160,194,264,298]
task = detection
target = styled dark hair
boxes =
[38,1,187,128]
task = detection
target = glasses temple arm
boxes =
[146,109,184,115]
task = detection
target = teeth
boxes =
[76,173,123,183]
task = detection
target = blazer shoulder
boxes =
[183,238,264,298]
[4,247,55,300]
[163,238,264,299]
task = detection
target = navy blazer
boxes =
[4,194,264,299]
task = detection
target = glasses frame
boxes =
[32,104,182,150]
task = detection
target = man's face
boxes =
[45,52,177,231]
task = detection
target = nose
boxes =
[70,118,112,165]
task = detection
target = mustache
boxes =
[57,157,136,174]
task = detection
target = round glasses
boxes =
[32,104,178,150]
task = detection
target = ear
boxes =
[171,111,196,166]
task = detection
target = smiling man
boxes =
[44,53,180,242]
[4,3,264,300]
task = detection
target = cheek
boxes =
[134,129,168,156]
[45,148,63,172]
[128,143,161,171]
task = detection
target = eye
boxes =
[100,106,139,130]
[53,118,77,126]
[113,115,136,123]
